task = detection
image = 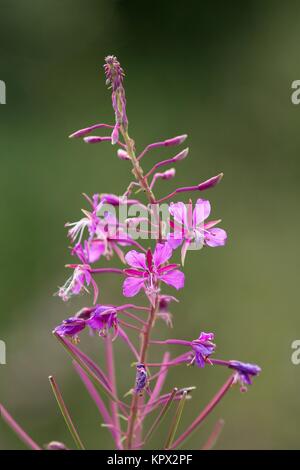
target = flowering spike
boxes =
[104,55,128,140]
[45,55,261,452]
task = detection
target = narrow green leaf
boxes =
[164,390,188,449]
[49,375,85,450]
[144,387,178,445]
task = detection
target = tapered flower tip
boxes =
[165,134,188,147]
[101,193,122,205]
[198,173,223,191]
[173,147,189,161]
[69,128,89,139]
[46,441,68,450]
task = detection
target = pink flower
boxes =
[53,317,86,343]
[86,305,118,338]
[65,194,101,243]
[168,198,227,264]
[57,264,99,304]
[123,243,184,302]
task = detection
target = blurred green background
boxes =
[0,0,299,450]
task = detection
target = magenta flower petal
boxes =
[125,250,147,270]
[159,269,185,290]
[193,199,211,226]
[85,240,106,263]
[167,233,183,249]
[169,202,188,226]
[87,306,118,337]
[153,243,173,267]
[181,239,191,266]
[123,277,145,297]
[54,317,86,340]
[205,228,227,247]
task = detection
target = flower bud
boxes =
[164,134,188,147]
[84,136,111,144]
[198,173,223,191]
[173,147,189,161]
[117,149,130,160]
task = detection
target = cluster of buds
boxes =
[2,56,261,451]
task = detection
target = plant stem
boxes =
[125,296,159,449]
[49,375,85,450]
[119,116,164,449]
[1,404,41,450]
[202,419,224,450]
[105,334,123,450]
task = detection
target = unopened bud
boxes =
[84,136,111,144]
[164,134,188,147]
[117,149,130,160]
[161,168,176,180]
[173,147,189,161]
[46,441,68,450]
[198,173,223,191]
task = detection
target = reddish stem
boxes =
[1,404,41,450]
[105,335,123,450]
